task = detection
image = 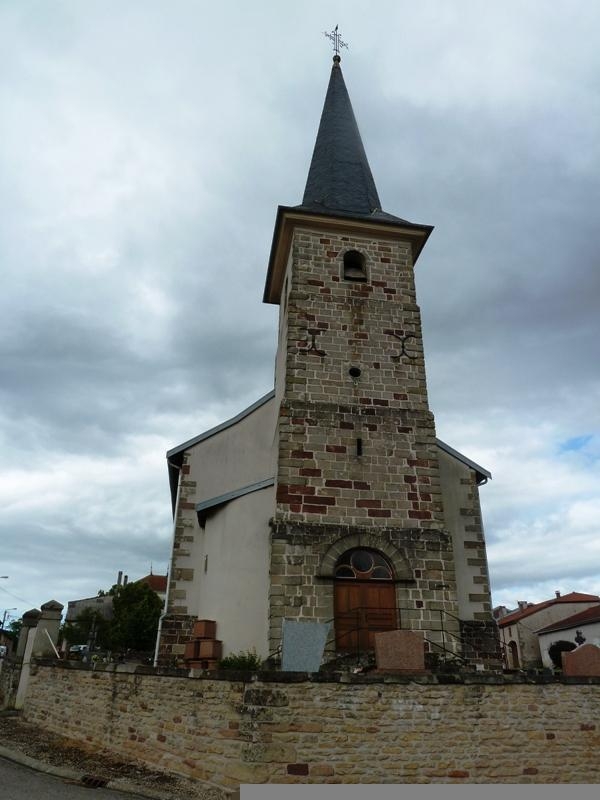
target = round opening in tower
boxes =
[343,250,367,282]
[349,366,361,379]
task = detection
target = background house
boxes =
[0,629,14,657]
[137,572,167,608]
[498,591,600,668]
[65,594,114,624]
[537,606,600,669]
[66,569,167,624]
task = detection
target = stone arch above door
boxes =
[318,533,412,581]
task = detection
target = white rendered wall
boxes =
[164,396,277,639]
[187,394,277,505]
[191,486,273,658]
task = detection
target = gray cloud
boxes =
[1,2,599,615]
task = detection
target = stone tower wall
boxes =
[270,226,460,656]
[275,227,444,529]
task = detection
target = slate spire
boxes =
[302,55,381,216]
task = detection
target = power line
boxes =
[0,584,36,608]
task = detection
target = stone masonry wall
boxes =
[0,659,19,710]
[269,521,460,657]
[158,453,197,665]
[23,662,600,787]
[283,230,429,410]
[270,226,460,654]
[276,228,444,529]
[458,469,493,618]
[437,452,496,663]
[276,401,443,528]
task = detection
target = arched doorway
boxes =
[508,640,519,668]
[333,548,397,652]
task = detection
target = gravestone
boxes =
[562,643,600,676]
[281,619,331,672]
[374,629,427,673]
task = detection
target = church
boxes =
[156,50,496,668]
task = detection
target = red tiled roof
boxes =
[137,573,168,593]
[537,604,600,635]
[498,592,600,627]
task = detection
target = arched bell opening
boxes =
[342,249,368,282]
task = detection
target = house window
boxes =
[343,250,367,282]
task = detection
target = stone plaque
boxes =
[562,643,600,676]
[374,629,426,673]
[281,619,331,672]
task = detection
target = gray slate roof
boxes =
[299,55,410,226]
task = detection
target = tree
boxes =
[7,618,22,642]
[548,640,577,669]
[62,608,112,650]
[110,582,162,652]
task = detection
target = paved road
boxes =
[0,754,146,800]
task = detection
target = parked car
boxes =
[68,644,89,658]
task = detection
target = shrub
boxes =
[218,648,262,671]
[548,639,577,669]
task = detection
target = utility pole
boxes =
[1,608,17,629]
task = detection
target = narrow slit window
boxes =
[343,250,367,282]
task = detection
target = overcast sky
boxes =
[1,1,599,625]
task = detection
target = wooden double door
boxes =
[334,579,397,652]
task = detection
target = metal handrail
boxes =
[322,605,474,665]
[267,605,502,667]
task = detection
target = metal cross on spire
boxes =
[324,24,348,57]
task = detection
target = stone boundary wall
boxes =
[22,662,600,788]
[0,659,20,710]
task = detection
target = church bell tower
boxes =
[264,52,466,657]
[157,44,495,670]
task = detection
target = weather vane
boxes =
[324,25,348,57]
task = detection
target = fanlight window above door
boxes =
[334,548,393,580]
